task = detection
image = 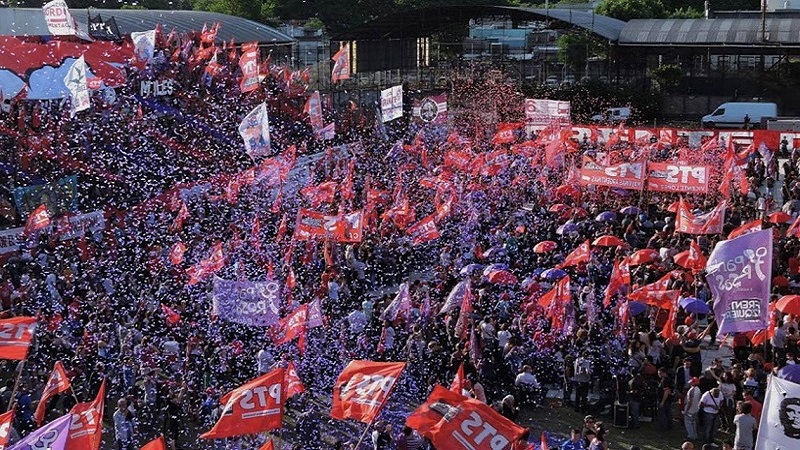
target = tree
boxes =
[556,33,603,73]
[193,0,263,21]
[668,6,703,18]
[595,0,666,21]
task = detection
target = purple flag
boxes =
[707,229,772,338]
[307,298,324,328]
[212,278,282,327]
[9,413,71,450]
[380,282,412,321]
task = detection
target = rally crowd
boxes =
[2,27,800,450]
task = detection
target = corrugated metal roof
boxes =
[0,8,294,45]
[505,7,626,41]
[619,18,800,46]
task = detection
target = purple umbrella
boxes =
[540,268,567,281]
[628,301,648,316]
[557,221,579,235]
[459,264,483,276]
[682,299,710,315]
[596,211,617,222]
[620,206,641,215]
[483,263,509,277]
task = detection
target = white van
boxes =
[701,102,777,129]
[591,107,631,124]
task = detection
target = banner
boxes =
[200,368,285,439]
[525,98,571,126]
[0,317,37,360]
[676,199,726,235]
[0,210,105,255]
[131,30,156,62]
[646,163,710,194]
[0,410,13,450]
[87,14,121,41]
[412,93,447,124]
[239,42,260,93]
[212,278,282,327]
[707,229,772,337]
[331,360,406,423]
[13,175,78,217]
[579,156,645,190]
[64,56,90,114]
[304,91,324,136]
[756,376,800,449]
[139,79,175,97]
[43,0,79,36]
[380,85,403,122]
[406,215,440,245]
[331,43,350,83]
[239,103,271,160]
[9,413,71,450]
[406,385,527,450]
[294,210,362,242]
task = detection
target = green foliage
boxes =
[668,6,703,19]
[595,0,666,21]
[648,63,682,92]
[556,33,604,73]
[193,0,262,21]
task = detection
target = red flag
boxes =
[268,305,308,352]
[285,361,305,399]
[686,239,707,271]
[330,360,406,423]
[538,276,571,308]
[558,240,591,268]
[258,440,275,450]
[187,241,225,285]
[0,316,37,360]
[300,181,338,207]
[252,216,261,250]
[604,258,630,307]
[24,204,51,235]
[331,43,350,83]
[169,242,186,266]
[201,368,285,439]
[170,203,189,232]
[406,385,527,450]
[675,198,726,235]
[141,436,168,450]
[541,432,549,450]
[0,410,13,450]
[449,363,465,394]
[34,361,71,425]
[239,42,260,93]
[492,122,521,145]
[161,304,181,325]
[65,379,105,450]
[406,215,440,245]
[276,213,288,243]
[454,285,474,339]
[730,219,762,239]
[788,216,800,239]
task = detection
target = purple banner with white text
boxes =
[707,229,772,338]
[212,277,282,327]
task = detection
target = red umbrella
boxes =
[629,249,659,266]
[769,211,793,224]
[486,269,518,285]
[548,204,570,213]
[533,240,558,253]
[592,235,624,247]
[554,185,581,201]
[776,295,800,315]
[560,207,588,220]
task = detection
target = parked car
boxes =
[544,75,559,87]
[591,107,631,124]
[701,102,777,129]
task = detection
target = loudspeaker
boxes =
[613,401,629,428]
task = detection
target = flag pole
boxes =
[7,358,27,412]
[69,384,81,406]
[353,421,373,450]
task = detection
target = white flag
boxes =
[755,375,800,449]
[131,30,157,62]
[63,56,90,115]
[238,103,270,160]
[380,282,412,321]
[43,0,79,36]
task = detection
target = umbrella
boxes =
[629,249,659,266]
[482,247,506,259]
[592,235,624,247]
[628,301,648,316]
[459,263,483,276]
[549,203,570,213]
[540,268,567,281]
[556,221,579,235]
[521,276,539,292]
[596,211,617,222]
[777,295,800,315]
[560,207,588,220]
[533,240,558,253]
[769,211,793,224]
[681,298,710,315]
[487,269,518,285]
[620,206,641,215]
[555,185,581,200]
[482,263,509,277]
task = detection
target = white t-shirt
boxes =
[700,390,723,415]
[684,386,701,415]
[348,310,367,334]
[497,330,511,349]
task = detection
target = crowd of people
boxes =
[1,26,800,450]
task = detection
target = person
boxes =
[683,377,702,441]
[514,364,541,406]
[657,366,675,431]
[574,352,592,413]
[628,371,646,429]
[744,114,751,130]
[700,387,724,446]
[733,401,757,450]
[561,428,586,450]
[588,422,608,450]
[681,442,694,450]
[581,416,598,448]
[395,426,423,450]
[371,421,392,450]
[113,398,134,450]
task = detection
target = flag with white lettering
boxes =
[63,56,90,115]
[707,229,772,337]
[0,317,37,360]
[43,0,79,36]
[0,410,13,450]
[331,361,406,423]
[64,379,104,450]
[34,361,71,425]
[200,368,285,439]
[331,44,350,83]
[212,278,282,327]
[239,42,260,93]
